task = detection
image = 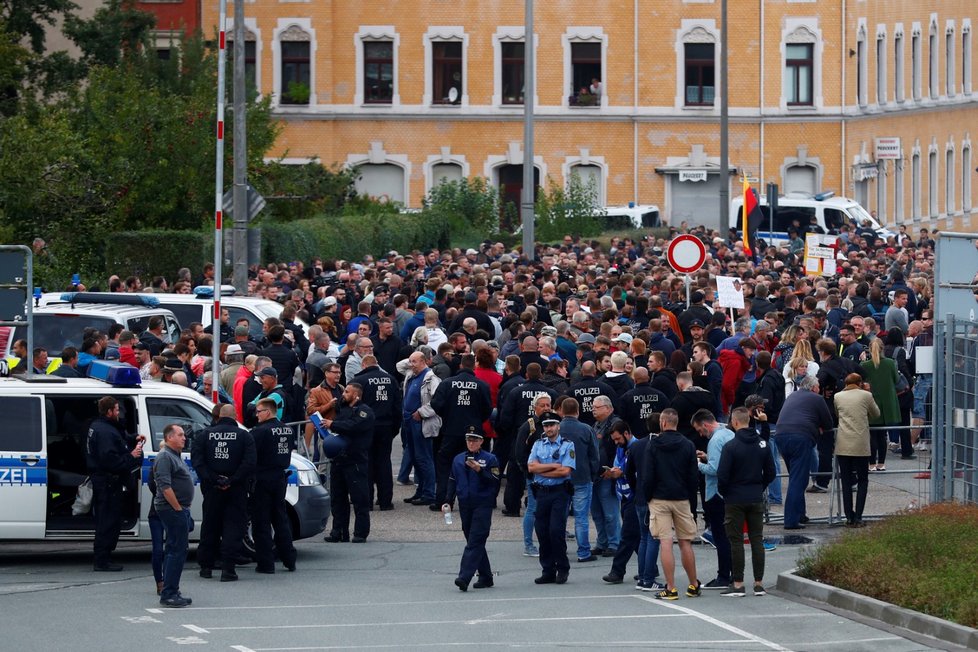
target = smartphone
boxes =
[465,454,475,463]
[601,466,612,473]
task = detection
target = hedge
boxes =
[261,212,451,263]
[104,230,211,280]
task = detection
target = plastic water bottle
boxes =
[443,505,453,525]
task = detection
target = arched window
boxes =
[568,164,604,206]
[355,164,406,205]
[783,165,817,196]
[431,163,463,187]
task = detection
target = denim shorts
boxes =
[912,374,932,420]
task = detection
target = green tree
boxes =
[254,160,359,221]
[0,21,31,116]
[533,172,603,241]
[421,176,500,239]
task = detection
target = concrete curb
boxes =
[778,568,978,650]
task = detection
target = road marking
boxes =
[165,636,207,645]
[120,615,161,624]
[633,595,792,652]
[242,641,766,651]
[148,594,622,612]
[795,637,905,647]
[205,612,687,632]
[183,624,210,634]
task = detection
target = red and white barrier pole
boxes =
[211,0,228,405]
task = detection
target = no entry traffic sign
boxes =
[667,235,707,274]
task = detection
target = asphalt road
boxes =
[0,531,949,652]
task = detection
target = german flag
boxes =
[742,178,762,257]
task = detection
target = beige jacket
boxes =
[833,387,881,457]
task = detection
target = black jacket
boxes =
[330,401,375,464]
[649,367,679,401]
[353,365,402,426]
[756,368,786,422]
[192,416,256,488]
[260,343,300,387]
[447,305,494,336]
[250,418,294,476]
[670,387,716,449]
[601,372,635,399]
[618,383,668,438]
[717,427,776,504]
[497,380,558,435]
[568,377,618,426]
[431,368,493,437]
[641,430,698,502]
[85,416,141,481]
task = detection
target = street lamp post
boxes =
[521,0,535,259]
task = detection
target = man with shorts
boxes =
[642,408,701,600]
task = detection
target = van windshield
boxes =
[848,203,882,230]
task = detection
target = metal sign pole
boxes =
[211,0,229,405]
[685,274,691,309]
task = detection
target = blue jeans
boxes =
[766,427,782,504]
[636,503,660,583]
[402,418,434,501]
[158,508,190,601]
[591,478,621,550]
[149,511,164,583]
[777,432,814,528]
[570,482,593,559]
[522,478,537,550]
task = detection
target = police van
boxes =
[601,204,661,229]
[0,361,329,541]
[729,191,895,245]
[0,295,181,363]
[151,287,311,340]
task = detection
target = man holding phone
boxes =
[444,428,500,592]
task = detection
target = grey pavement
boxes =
[0,443,953,651]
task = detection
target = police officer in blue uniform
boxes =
[431,354,493,509]
[527,411,576,585]
[353,355,402,511]
[249,398,297,573]
[322,383,375,542]
[192,404,256,582]
[445,428,500,592]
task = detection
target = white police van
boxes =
[602,204,661,229]
[729,191,894,245]
[0,361,329,540]
[152,286,311,340]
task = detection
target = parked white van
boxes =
[602,204,662,229]
[0,361,329,541]
[729,191,894,244]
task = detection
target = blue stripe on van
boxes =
[0,457,47,485]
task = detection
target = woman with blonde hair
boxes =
[782,338,818,384]
[860,337,900,471]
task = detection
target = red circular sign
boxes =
[666,235,707,274]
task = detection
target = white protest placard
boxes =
[715,276,745,310]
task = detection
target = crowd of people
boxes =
[58,221,938,599]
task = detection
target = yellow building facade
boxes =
[204,1,978,232]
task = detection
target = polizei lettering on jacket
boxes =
[453,380,480,407]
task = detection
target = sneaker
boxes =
[721,585,746,597]
[703,577,730,590]
[634,581,647,590]
[763,541,778,552]
[806,485,827,494]
[753,583,767,596]
[888,442,900,452]
[160,595,191,608]
[686,580,702,598]
[646,580,667,591]
[523,546,539,557]
[577,555,598,563]
[914,442,930,451]
[655,587,679,600]
[699,531,716,548]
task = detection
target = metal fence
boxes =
[933,314,978,504]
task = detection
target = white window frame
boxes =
[911,144,922,220]
[563,27,608,109]
[946,21,956,97]
[963,141,973,213]
[928,142,939,217]
[346,141,412,206]
[492,27,538,107]
[423,26,469,108]
[272,18,315,108]
[912,23,922,101]
[964,21,973,95]
[675,20,720,111]
[226,18,262,97]
[423,148,470,195]
[780,146,824,194]
[893,156,905,223]
[856,20,868,107]
[945,142,956,215]
[929,16,939,100]
[875,26,887,106]
[354,26,400,107]
[563,151,608,207]
[780,19,823,110]
[484,142,548,192]
[894,26,905,103]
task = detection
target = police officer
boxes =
[445,429,500,592]
[569,361,618,427]
[249,397,297,573]
[618,368,668,438]
[322,383,375,542]
[193,403,256,582]
[86,396,144,571]
[527,411,576,585]
[353,355,402,511]
[431,354,493,509]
